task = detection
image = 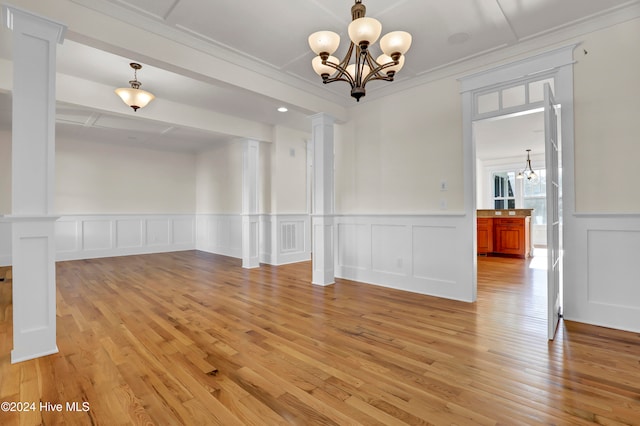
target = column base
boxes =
[6,216,59,364]
[242,214,260,269]
[311,215,335,286]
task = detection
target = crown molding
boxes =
[359,2,640,104]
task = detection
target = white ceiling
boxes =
[1,0,639,155]
[475,110,545,161]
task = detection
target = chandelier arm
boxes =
[361,54,397,86]
[327,42,357,86]
[322,61,356,87]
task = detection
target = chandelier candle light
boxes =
[115,62,155,112]
[308,0,411,101]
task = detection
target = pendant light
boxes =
[516,149,539,184]
[115,62,155,112]
[308,0,411,102]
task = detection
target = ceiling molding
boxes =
[68,0,351,108]
[352,2,640,105]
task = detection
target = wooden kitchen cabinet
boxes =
[477,214,531,258]
[493,217,531,258]
[477,218,493,255]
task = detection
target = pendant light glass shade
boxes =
[312,55,339,77]
[376,54,405,75]
[347,64,370,81]
[308,31,340,55]
[380,31,412,56]
[114,87,155,111]
[115,63,155,112]
[348,17,382,47]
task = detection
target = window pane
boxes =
[492,171,516,209]
[529,78,555,103]
[524,197,546,225]
[477,91,499,114]
[523,169,546,197]
[502,85,526,108]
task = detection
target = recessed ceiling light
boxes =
[447,32,470,45]
[277,107,288,112]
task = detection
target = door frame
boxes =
[459,45,578,323]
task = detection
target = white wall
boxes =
[56,137,196,214]
[270,126,308,213]
[563,17,640,333]
[195,141,243,214]
[332,78,472,301]
[259,127,311,265]
[574,17,640,213]
[336,77,463,214]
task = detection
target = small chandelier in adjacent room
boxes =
[517,149,539,184]
[308,0,411,102]
[115,62,155,112]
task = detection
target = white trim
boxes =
[460,44,577,93]
[459,44,578,312]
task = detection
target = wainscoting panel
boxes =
[371,225,409,276]
[335,214,473,301]
[56,215,195,261]
[116,219,143,249]
[336,223,370,270]
[195,214,242,259]
[82,220,112,251]
[146,219,170,246]
[173,218,195,245]
[260,214,311,265]
[412,225,458,285]
[565,214,640,333]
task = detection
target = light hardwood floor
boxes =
[0,251,639,425]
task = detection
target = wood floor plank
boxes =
[1,250,639,425]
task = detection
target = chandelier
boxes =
[308,0,411,102]
[115,62,155,112]
[516,149,539,184]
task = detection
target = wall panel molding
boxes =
[195,214,242,259]
[334,214,473,302]
[565,214,640,333]
[56,214,195,261]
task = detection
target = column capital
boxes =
[3,4,67,43]
[310,112,336,126]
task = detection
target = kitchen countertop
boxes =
[477,209,533,218]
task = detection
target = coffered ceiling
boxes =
[1,0,639,155]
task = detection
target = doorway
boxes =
[459,45,577,340]
[474,109,551,328]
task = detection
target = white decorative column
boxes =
[242,140,260,268]
[2,5,66,363]
[310,113,335,286]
